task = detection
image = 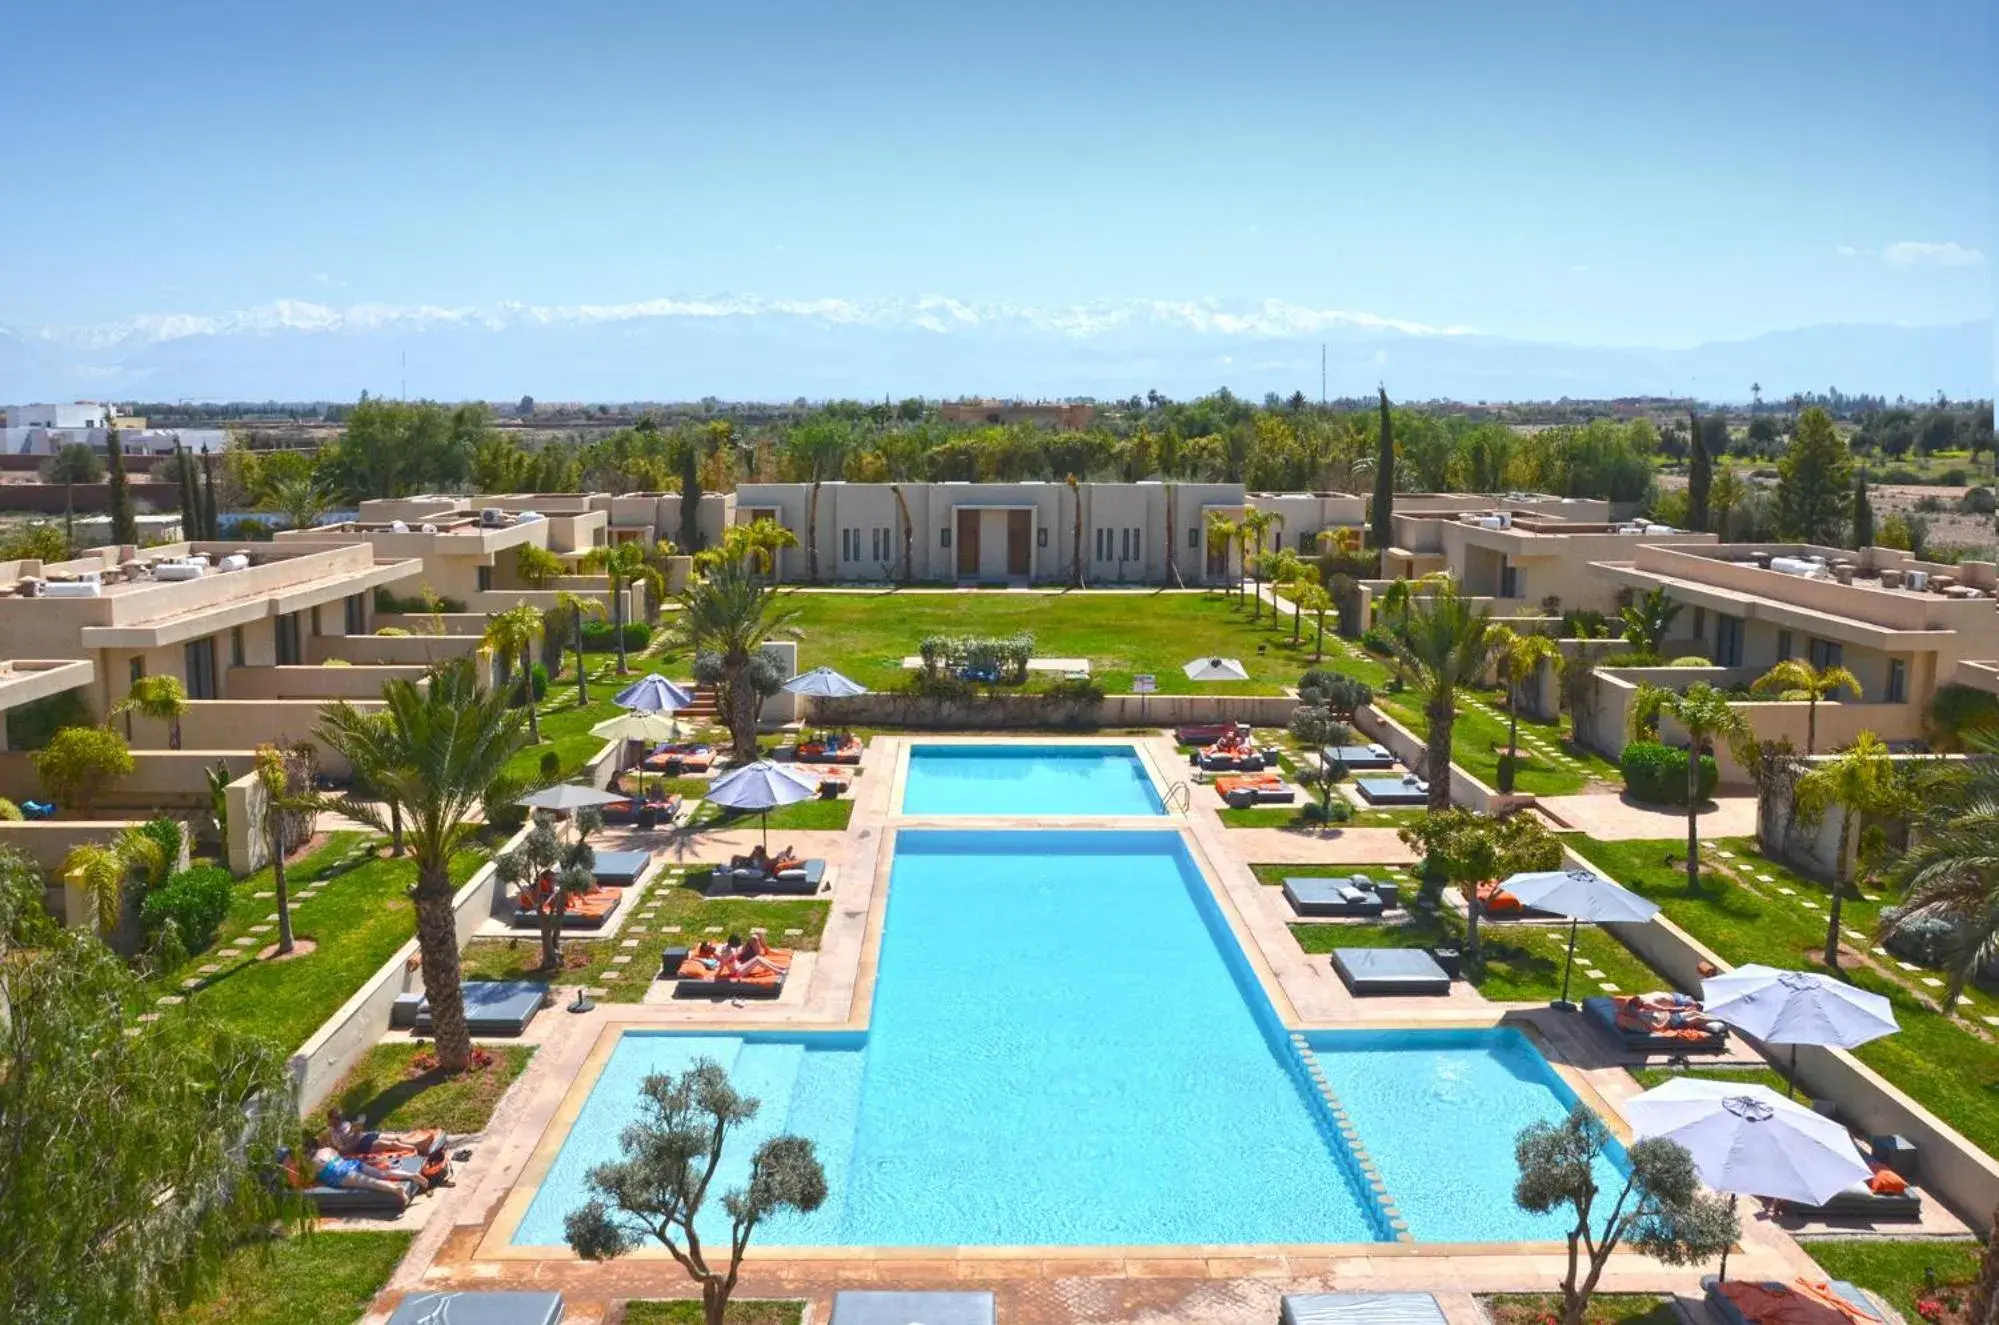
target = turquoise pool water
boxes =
[1307,1028,1630,1242]
[901,744,1164,816]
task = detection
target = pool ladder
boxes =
[1163,780,1192,813]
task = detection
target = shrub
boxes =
[1360,626,1396,656]
[139,864,233,954]
[1880,906,1956,968]
[1495,751,1518,793]
[1880,465,1923,485]
[321,658,353,667]
[1300,798,1352,825]
[529,662,550,701]
[33,725,135,814]
[1620,739,1718,806]
[1666,656,1714,667]
[373,587,466,614]
[1914,494,1945,514]
[1043,675,1105,704]
[134,816,183,878]
[0,798,21,821]
[539,750,562,779]
[1941,467,1969,487]
[4,688,91,752]
[374,626,411,637]
[580,620,652,652]
[230,516,275,541]
[1962,486,1996,515]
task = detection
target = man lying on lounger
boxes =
[305,1135,428,1208]
[327,1106,449,1162]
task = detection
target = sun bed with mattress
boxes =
[599,794,681,827]
[1582,995,1730,1054]
[413,981,548,1036]
[1332,948,1452,996]
[1320,743,1397,770]
[796,737,863,764]
[1355,773,1429,805]
[1281,1293,1449,1325]
[640,743,714,773]
[1783,1181,1924,1222]
[508,881,624,929]
[386,1291,566,1325]
[289,1150,427,1216]
[673,947,793,999]
[831,1291,996,1325]
[1702,1275,1887,1324]
[1282,876,1400,917]
[718,857,827,895]
[590,849,652,888]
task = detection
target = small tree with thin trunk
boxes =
[253,744,302,956]
[1289,704,1351,818]
[115,674,190,751]
[1628,681,1753,894]
[105,426,139,546]
[494,809,599,971]
[565,1059,828,1325]
[1793,731,1902,969]
[1513,1106,1738,1325]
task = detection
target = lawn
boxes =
[167,1231,412,1325]
[774,587,1322,694]
[1570,836,1999,1162]
[1800,1238,1985,1320]
[1628,1063,1812,1107]
[504,656,692,783]
[1484,1295,1677,1325]
[622,1303,805,1325]
[148,836,486,1053]
[309,1042,535,1135]
[687,796,855,831]
[1217,803,1423,828]
[461,870,829,1002]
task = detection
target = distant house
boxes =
[938,400,1096,429]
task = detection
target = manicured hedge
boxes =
[580,621,652,652]
[1620,739,1717,805]
[140,865,234,953]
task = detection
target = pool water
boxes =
[901,744,1165,816]
[1307,1028,1630,1242]
[515,830,1379,1246]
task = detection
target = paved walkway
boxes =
[1536,793,1757,841]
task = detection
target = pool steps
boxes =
[1289,1033,1413,1243]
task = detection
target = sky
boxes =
[0,1,1991,399]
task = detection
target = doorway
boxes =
[1006,511,1032,577]
[955,510,980,578]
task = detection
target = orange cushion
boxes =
[1866,1164,1908,1196]
[1477,883,1522,913]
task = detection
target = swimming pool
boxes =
[901,743,1165,816]
[1307,1028,1630,1242]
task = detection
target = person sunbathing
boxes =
[723,931,783,978]
[307,1137,422,1207]
[768,845,801,871]
[327,1107,445,1160]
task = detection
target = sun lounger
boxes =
[831,1291,996,1325]
[1702,1275,1887,1324]
[1282,876,1399,917]
[509,883,623,929]
[1320,743,1396,770]
[641,744,713,773]
[386,1291,566,1325]
[1582,995,1729,1054]
[721,858,826,895]
[413,981,548,1036]
[797,739,863,764]
[590,850,651,888]
[1332,948,1451,996]
[1198,749,1269,771]
[1281,1292,1448,1325]
[674,949,792,999]
[599,794,681,827]
[1355,774,1428,805]
[1783,1183,1925,1222]
[1474,882,1562,920]
[290,1150,426,1216]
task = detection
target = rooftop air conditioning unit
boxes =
[390,521,409,532]
[153,563,203,581]
[1907,570,1929,591]
[1478,516,1503,530]
[420,523,439,534]
[218,554,249,572]
[1495,511,1513,528]
[517,511,544,524]
[479,508,507,528]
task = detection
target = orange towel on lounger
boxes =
[1717,1280,1878,1324]
[1476,882,1522,913]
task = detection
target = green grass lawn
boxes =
[505,657,678,782]
[1628,1063,1811,1107]
[1288,905,1662,1003]
[1217,803,1423,828]
[147,837,485,1053]
[622,1303,805,1325]
[1375,688,1616,796]
[1571,836,1999,1162]
[775,587,1322,694]
[1484,1295,1677,1325]
[686,797,855,831]
[308,1042,535,1135]
[461,870,829,1002]
[1799,1239,1985,1320]
[167,1231,412,1325]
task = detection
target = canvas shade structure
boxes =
[783,666,870,698]
[516,783,626,814]
[1499,867,1660,1009]
[703,759,819,849]
[1183,656,1250,682]
[1701,965,1899,1098]
[614,674,694,712]
[1625,1076,1870,1211]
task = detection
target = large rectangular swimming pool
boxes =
[901,744,1165,816]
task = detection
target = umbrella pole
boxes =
[761,810,769,853]
[1556,917,1578,1010]
[1787,1043,1799,1100]
[1717,1194,1738,1282]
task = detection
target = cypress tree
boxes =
[174,444,198,541]
[1686,409,1711,532]
[1369,387,1395,557]
[679,438,702,549]
[199,449,219,540]
[105,427,138,547]
[1852,469,1874,549]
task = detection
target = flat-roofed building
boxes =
[937,400,1095,429]
[595,491,736,553]
[1382,509,1718,612]
[1244,490,1614,557]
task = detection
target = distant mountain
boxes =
[0,299,1987,404]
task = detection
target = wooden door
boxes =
[956,509,979,578]
[1006,510,1032,576]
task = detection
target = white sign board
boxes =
[1132,674,1157,693]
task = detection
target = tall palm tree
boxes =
[667,561,802,761]
[1752,659,1862,756]
[253,745,301,955]
[1239,508,1281,618]
[1204,512,1238,595]
[1794,731,1900,969]
[552,591,606,704]
[482,604,546,745]
[580,542,666,674]
[1295,582,1334,659]
[1262,548,1309,641]
[1880,733,1999,1011]
[115,675,189,750]
[1491,627,1562,788]
[316,658,527,1073]
[1391,579,1504,813]
[1628,681,1753,894]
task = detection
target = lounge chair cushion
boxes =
[300,1151,425,1214]
[386,1291,566,1325]
[591,850,651,887]
[1282,1293,1447,1324]
[1582,996,1728,1053]
[831,1292,996,1325]
[1332,948,1451,996]
[1702,1275,1884,1324]
[414,981,547,1036]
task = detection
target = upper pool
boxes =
[901,743,1165,816]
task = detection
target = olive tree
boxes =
[494,808,599,971]
[565,1059,828,1325]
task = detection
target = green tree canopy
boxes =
[1775,407,1854,543]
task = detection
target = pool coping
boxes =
[475,806,1631,1263]
[887,734,1184,824]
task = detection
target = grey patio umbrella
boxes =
[1183,656,1249,682]
[1701,965,1899,1098]
[703,759,819,850]
[614,674,695,712]
[515,783,626,814]
[1498,867,1660,1010]
[782,666,870,698]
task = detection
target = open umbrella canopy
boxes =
[516,783,627,813]
[1624,1077,1869,1206]
[1500,868,1660,924]
[614,674,695,713]
[1183,656,1250,682]
[1701,965,1899,1049]
[590,711,682,743]
[783,666,870,698]
[704,760,819,812]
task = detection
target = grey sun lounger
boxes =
[293,1151,426,1216]
[1702,1275,1886,1324]
[591,849,652,887]
[675,968,788,999]
[509,887,625,929]
[832,1291,996,1325]
[387,1291,566,1325]
[721,858,826,894]
[1224,783,1298,806]
[414,981,548,1036]
[1582,996,1729,1054]
[1321,743,1397,770]
[1282,876,1399,917]
[1784,1185,1925,1221]
[1356,774,1429,805]
[1332,948,1451,996]
[1281,1292,1448,1324]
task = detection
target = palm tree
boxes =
[1880,732,1999,1011]
[61,842,130,934]
[667,560,802,761]
[1295,582,1334,659]
[1793,732,1900,969]
[1391,579,1504,813]
[115,674,190,750]
[1239,508,1281,618]
[316,658,527,1073]
[1491,627,1562,790]
[1619,586,1682,658]
[1752,659,1862,756]
[1066,474,1085,588]
[253,745,300,955]
[259,471,329,533]
[1628,681,1753,894]
[1205,512,1238,595]
[483,604,546,745]
[580,542,666,674]
[553,590,606,704]
[1262,548,1308,641]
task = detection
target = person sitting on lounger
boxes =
[308,1136,423,1206]
[724,931,783,978]
[769,846,801,872]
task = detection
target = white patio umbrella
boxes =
[1625,1076,1870,1215]
[590,711,682,743]
[1499,867,1660,1010]
[1183,656,1250,682]
[703,759,819,850]
[516,783,626,814]
[782,666,870,698]
[614,674,695,712]
[1701,965,1899,1098]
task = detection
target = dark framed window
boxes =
[1887,658,1907,703]
[230,626,245,667]
[477,565,494,592]
[1776,630,1793,661]
[345,593,366,634]
[1691,606,1706,639]
[1037,527,1049,549]
[939,527,952,548]
[1715,615,1743,667]
[275,613,302,666]
[1808,638,1843,671]
[1188,527,1200,549]
[183,637,218,700]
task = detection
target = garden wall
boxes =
[308,632,489,668]
[1351,702,1527,815]
[0,749,257,814]
[125,700,382,778]
[224,664,430,701]
[810,691,1300,731]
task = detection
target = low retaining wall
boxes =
[287,824,529,1111]
[225,664,430,701]
[1352,702,1524,815]
[0,819,157,879]
[0,749,256,814]
[126,701,380,778]
[812,691,1300,730]
[309,633,486,666]
[1576,842,1999,1234]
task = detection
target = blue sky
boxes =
[0,1,1990,399]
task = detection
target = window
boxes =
[1037,526,1048,549]
[840,528,859,562]
[1500,565,1520,598]
[309,605,322,637]
[1808,638,1843,671]
[477,565,493,592]
[1715,615,1744,667]
[183,637,217,700]
[275,613,302,666]
[129,657,145,687]
[1299,531,1315,552]
[939,526,951,548]
[230,626,245,667]
[1691,606,1706,640]
[1095,528,1111,562]
[1188,527,1200,550]
[1776,630,1793,661]
[1887,659,1907,704]
[345,593,366,634]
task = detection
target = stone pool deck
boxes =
[359,732,1849,1323]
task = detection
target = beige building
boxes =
[596,491,736,553]
[1244,491,1615,558]
[731,481,1245,585]
[1382,510,1718,612]
[937,400,1095,429]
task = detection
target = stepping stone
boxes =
[137,1012,161,1023]
[662,925,681,934]
[628,925,648,935]
[1984,1017,1999,1027]
[611,954,632,965]
[1800,902,1820,911]
[248,923,272,934]
[1922,977,1944,988]
[1898,961,1920,971]
[1844,930,1866,941]
[1872,946,1888,956]
[1583,968,1606,980]
[1757,873,1775,882]
[253,891,274,899]
[197,963,221,974]
[156,995,184,1006]
[601,971,623,981]
[1716,850,1734,859]
[1599,982,1620,993]
[264,912,280,922]
[784,928,803,937]
[703,926,723,934]
[180,977,203,990]
[1776,887,1795,896]
[619,939,639,949]
[584,987,608,997]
